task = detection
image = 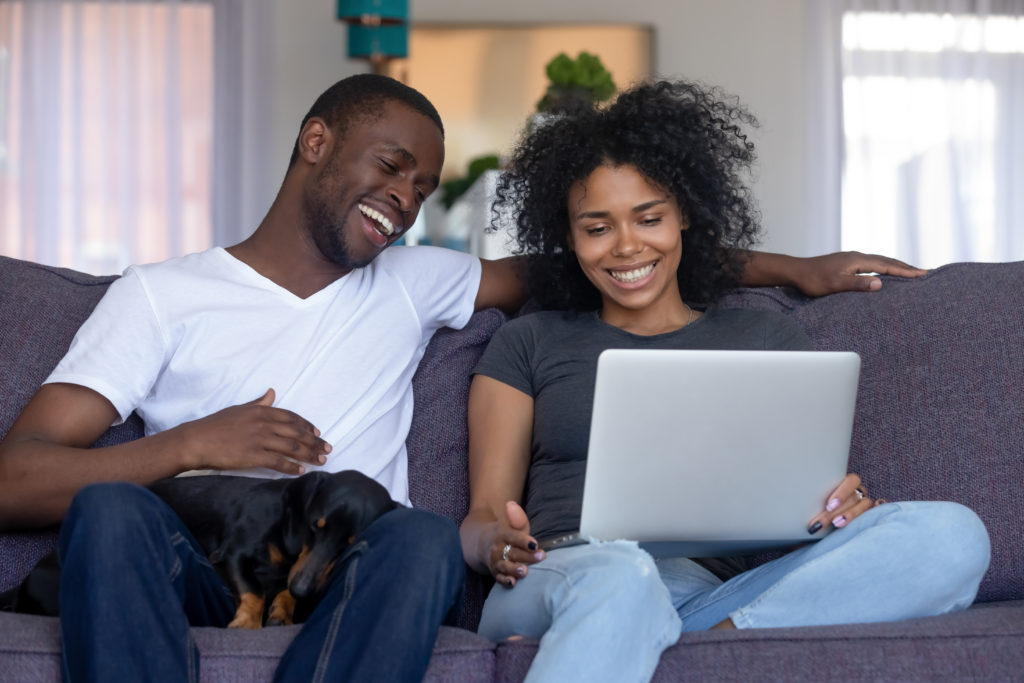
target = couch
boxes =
[1,254,1022,681]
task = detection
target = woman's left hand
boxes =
[807,473,885,534]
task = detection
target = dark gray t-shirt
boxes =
[473,307,812,576]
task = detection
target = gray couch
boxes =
[1,255,1022,681]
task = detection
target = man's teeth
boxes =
[610,264,655,283]
[359,204,395,236]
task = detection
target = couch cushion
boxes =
[493,600,1024,682]
[716,262,1024,603]
[408,307,507,631]
[0,613,495,682]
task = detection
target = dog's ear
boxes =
[282,472,326,556]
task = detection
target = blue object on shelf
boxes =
[347,24,408,60]
[337,0,407,25]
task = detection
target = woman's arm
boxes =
[739,250,926,296]
[460,375,542,587]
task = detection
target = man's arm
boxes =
[474,251,926,312]
[474,256,527,314]
[738,250,927,296]
[0,384,330,531]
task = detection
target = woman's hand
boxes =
[490,501,546,588]
[807,473,886,534]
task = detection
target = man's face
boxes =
[302,100,444,270]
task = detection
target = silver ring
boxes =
[854,488,866,500]
[502,543,512,562]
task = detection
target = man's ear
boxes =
[297,117,333,165]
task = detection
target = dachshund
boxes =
[1,469,398,628]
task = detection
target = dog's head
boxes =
[281,470,397,598]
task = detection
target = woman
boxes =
[459,80,990,683]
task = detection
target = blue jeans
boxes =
[58,482,464,682]
[477,501,990,683]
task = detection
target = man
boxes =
[0,75,922,681]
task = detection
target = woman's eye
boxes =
[379,158,398,173]
[640,216,662,226]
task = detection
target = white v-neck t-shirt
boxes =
[45,246,482,505]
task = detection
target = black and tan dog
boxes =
[1,469,397,628]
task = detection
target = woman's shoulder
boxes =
[502,309,592,333]
[491,309,595,349]
[700,306,811,350]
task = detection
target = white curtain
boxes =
[808,0,1024,268]
[0,0,271,274]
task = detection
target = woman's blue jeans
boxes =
[477,501,990,683]
[58,482,465,682]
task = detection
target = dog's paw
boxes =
[267,589,297,627]
[228,593,265,629]
[228,612,263,629]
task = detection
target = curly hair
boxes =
[494,79,762,311]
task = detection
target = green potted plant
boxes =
[536,51,617,113]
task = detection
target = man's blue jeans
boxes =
[58,482,465,682]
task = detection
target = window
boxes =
[840,10,1024,268]
[0,1,213,274]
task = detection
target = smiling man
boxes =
[0,74,923,682]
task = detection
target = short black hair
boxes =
[494,79,761,311]
[288,74,444,167]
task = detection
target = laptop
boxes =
[540,349,861,557]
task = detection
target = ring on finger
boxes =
[853,487,866,500]
[502,543,512,562]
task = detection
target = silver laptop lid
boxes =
[579,349,861,557]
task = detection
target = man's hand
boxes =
[741,250,927,297]
[177,389,331,475]
[787,251,927,297]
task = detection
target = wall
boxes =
[265,0,823,256]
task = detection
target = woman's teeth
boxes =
[610,263,655,283]
[359,204,395,236]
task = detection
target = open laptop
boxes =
[540,349,861,557]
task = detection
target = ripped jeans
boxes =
[476,501,990,683]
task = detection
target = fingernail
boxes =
[323,442,332,453]
[506,577,514,586]
[826,498,840,512]
[314,427,321,437]
[534,551,545,561]
[516,566,526,577]
[832,515,847,528]
[527,541,537,550]
[807,521,823,535]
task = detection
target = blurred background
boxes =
[1,0,1021,273]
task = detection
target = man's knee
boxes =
[364,507,465,586]
[61,482,163,556]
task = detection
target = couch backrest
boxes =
[717,262,1024,603]
[0,257,145,446]
[2,256,1021,609]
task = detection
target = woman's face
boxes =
[566,164,688,323]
